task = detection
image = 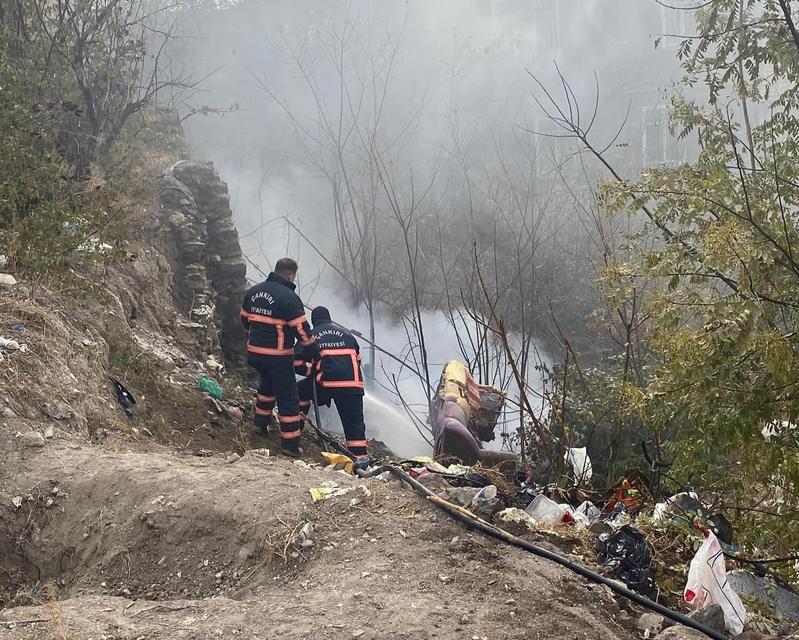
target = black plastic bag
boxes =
[594,525,653,591]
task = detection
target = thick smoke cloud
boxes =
[174,0,688,456]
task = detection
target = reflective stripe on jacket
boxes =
[241,272,315,359]
[295,321,364,395]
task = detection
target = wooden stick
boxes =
[0,618,51,627]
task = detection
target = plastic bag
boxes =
[595,525,652,591]
[197,376,223,400]
[525,494,569,524]
[684,529,746,635]
[470,485,500,520]
[576,501,601,522]
[564,447,593,484]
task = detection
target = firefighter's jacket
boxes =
[240,273,315,363]
[295,320,364,395]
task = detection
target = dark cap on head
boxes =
[311,306,331,327]
[274,257,298,277]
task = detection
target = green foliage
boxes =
[598,0,799,559]
[0,41,110,274]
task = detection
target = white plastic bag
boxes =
[565,447,593,484]
[684,530,747,635]
[576,500,601,522]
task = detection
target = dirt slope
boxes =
[0,434,637,640]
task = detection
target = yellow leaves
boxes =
[700,219,750,270]
[753,330,795,386]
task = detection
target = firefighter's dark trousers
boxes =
[298,378,368,459]
[251,356,303,452]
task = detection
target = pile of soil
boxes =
[0,433,639,640]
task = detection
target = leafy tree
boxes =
[599,0,799,556]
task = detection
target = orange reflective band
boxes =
[247,344,294,356]
[346,440,368,448]
[279,414,304,424]
[280,429,302,439]
[247,314,287,326]
[299,400,312,407]
[319,348,358,357]
[293,359,306,367]
[240,308,249,318]
[255,407,273,416]
[300,338,315,347]
[257,394,276,403]
[287,315,309,327]
[320,380,365,389]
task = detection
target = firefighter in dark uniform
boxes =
[294,306,369,465]
[240,258,317,456]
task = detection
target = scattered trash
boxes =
[445,486,480,507]
[321,452,355,475]
[197,376,223,400]
[595,525,653,591]
[604,470,648,515]
[294,523,314,549]
[683,529,746,635]
[110,377,136,417]
[470,485,500,520]
[226,453,241,464]
[726,570,799,623]
[248,448,270,459]
[205,355,225,372]
[223,404,243,421]
[0,336,26,353]
[11,323,24,332]
[0,273,17,286]
[0,255,7,268]
[18,431,46,449]
[496,508,537,530]
[605,502,633,528]
[653,493,733,543]
[11,496,23,509]
[309,481,356,502]
[575,500,601,522]
[565,447,593,484]
[653,492,703,523]
[525,494,573,525]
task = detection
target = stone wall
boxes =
[158,161,248,369]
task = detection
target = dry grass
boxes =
[263,515,307,565]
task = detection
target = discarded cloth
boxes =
[321,452,355,475]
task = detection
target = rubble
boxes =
[636,612,666,637]
[688,604,726,635]
[19,431,46,448]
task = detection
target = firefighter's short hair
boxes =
[274,257,299,277]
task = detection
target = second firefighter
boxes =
[295,306,369,465]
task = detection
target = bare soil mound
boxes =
[0,439,638,640]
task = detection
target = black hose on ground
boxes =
[357,464,728,640]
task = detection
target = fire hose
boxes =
[356,464,728,640]
[303,416,725,639]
